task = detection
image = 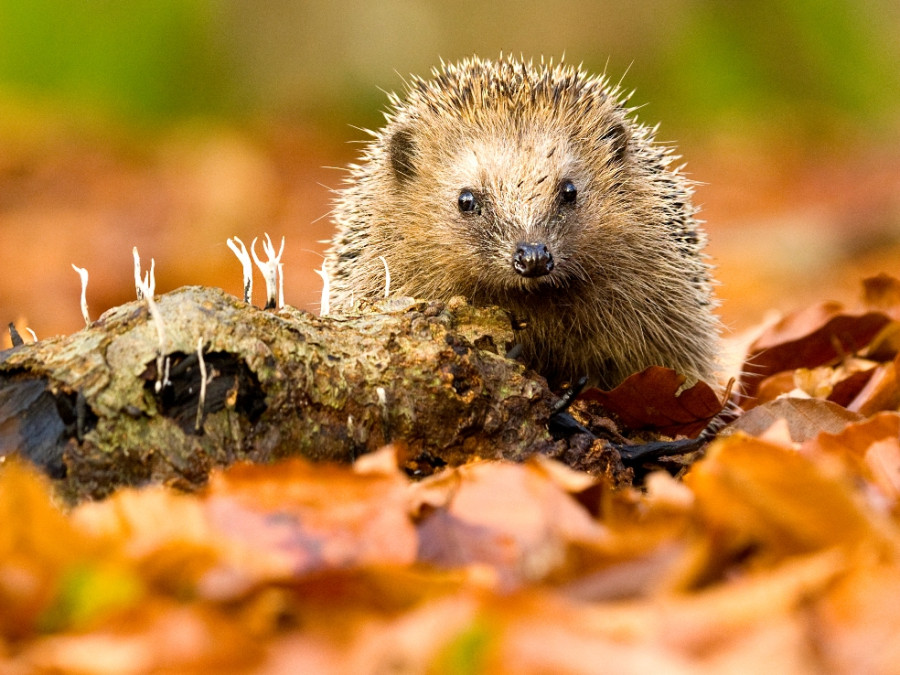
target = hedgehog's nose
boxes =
[513,242,554,278]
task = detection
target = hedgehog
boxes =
[325,55,720,390]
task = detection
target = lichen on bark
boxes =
[0,286,563,501]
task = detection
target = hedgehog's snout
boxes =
[512,242,554,278]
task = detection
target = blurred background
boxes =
[1,0,899,346]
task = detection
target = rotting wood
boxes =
[0,286,606,501]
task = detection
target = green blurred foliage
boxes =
[661,0,900,137]
[0,0,233,119]
[0,0,897,140]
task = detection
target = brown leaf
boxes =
[755,370,797,406]
[739,302,890,403]
[493,552,842,673]
[73,487,223,599]
[753,360,878,409]
[815,563,900,674]
[579,366,725,437]
[805,412,900,503]
[809,411,900,459]
[864,321,900,361]
[414,461,608,586]
[726,398,864,442]
[0,459,107,639]
[18,602,263,673]
[202,458,418,583]
[846,353,900,416]
[343,595,483,675]
[828,366,878,406]
[686,433,878,558]
[863,439,900,503]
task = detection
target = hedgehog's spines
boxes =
[326,55,720,389]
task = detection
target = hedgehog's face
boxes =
[382,113,632,299]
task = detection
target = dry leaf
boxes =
[725,397,864,442]
[805,412,900,504]
[203,459,418,582]
[739,303,890,402]
[686,434,878,560]
[754,370,798,406]
[815,562,900,674]
[846,353,900,416]
[580,366,725,437]
[415,462,608,585]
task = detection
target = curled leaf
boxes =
[739,303,890,404]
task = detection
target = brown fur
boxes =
[326,55,720,389]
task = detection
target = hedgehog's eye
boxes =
[560,180,577,204]
[458,190,479,213]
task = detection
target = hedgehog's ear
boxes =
[601,122,629,164]
[388,126,417,183]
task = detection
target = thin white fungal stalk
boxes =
[278,262,284,309]
[133,247,156,300]
[137,275,168,393]
[378,256,391,298]
[250,233,285,309]
[146,258,156,297]
[226,236,253,304]
[315,266,330,317]
[133,248,141,299]
[71,264,91,326]
[195,337,207,432]
[25,328,37,343]
[163,356,171,391]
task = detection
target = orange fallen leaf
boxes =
[725,397,863,442]
[18,602,263,673]
[815,561,900,674]
[414,461,609,586]
[0,459,111,639]
[686,433,880,562]
[754,370,797,406]
[739,303,891,403]
[751,359,878,409]
[846,353,900,416]
[203,458,418,582]
[805,412,900,504]
[579,366,725,437]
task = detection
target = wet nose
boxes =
[513,242,554,278]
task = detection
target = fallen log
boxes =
[0,286,572,501]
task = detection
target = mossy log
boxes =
[0,286,580,501]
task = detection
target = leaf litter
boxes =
[2,275,900,672]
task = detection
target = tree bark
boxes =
[0,287,571,501]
